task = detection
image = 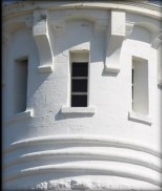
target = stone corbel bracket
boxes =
[105,10,126,73]
[33,10,54,73]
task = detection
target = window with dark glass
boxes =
[14,58,28,113]
[71,62,88,107]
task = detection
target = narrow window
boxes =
[132,57,148,115]
[14,58,28,113]
[70,52,89,107]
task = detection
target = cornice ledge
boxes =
[3,2,162,20]
[33,10,54,73]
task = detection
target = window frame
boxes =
[129,56,152,125]
[61,50,95,114]
[69,51,90,107]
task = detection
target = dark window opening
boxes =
[71,95,87,107]
[14,58,28,113]
[71,62,88,107]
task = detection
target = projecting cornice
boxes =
[3,1,162,20]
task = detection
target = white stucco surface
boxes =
[2,1,162,190]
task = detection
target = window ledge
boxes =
[128,111,152,125]
[38,65,54,73]
[61,106,96,114]
[5,109,34,125]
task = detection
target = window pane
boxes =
[72,79,88,92]
[132,58,148,115]
[71,95,87,107]
[14,59,28,113]
[72,62,88,77]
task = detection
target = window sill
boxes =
[5,109,34,125]
[61,106,96,114]
[128,111,152,125]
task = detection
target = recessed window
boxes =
[132,57,148,115]
[14,57,28,113]
[70,52,89,107]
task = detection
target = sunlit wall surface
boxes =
[2,1,162,190]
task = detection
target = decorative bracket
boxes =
[33,10,54,73]
[105,10,126,73]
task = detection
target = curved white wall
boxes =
[2,2,162,190]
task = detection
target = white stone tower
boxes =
[2,1,162,190]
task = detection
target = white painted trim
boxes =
[3,2,162,20]
[128,111,152,125]
[5,109,34,125]
[38,65,54,73]
[61,106,96,114]
[4,162,161,187]
[4,135,161,158]
[3,148,161,172]
[104,10,126,73]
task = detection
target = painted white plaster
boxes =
[33,10,54,72]
[2,1,162,190]
[105,10,126,73]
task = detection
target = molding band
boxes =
[3,148,161,172]
[4,135,162,158]
[3,163,162,187]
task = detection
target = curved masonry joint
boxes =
[105,10,127,73]
[33,10,54,73]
